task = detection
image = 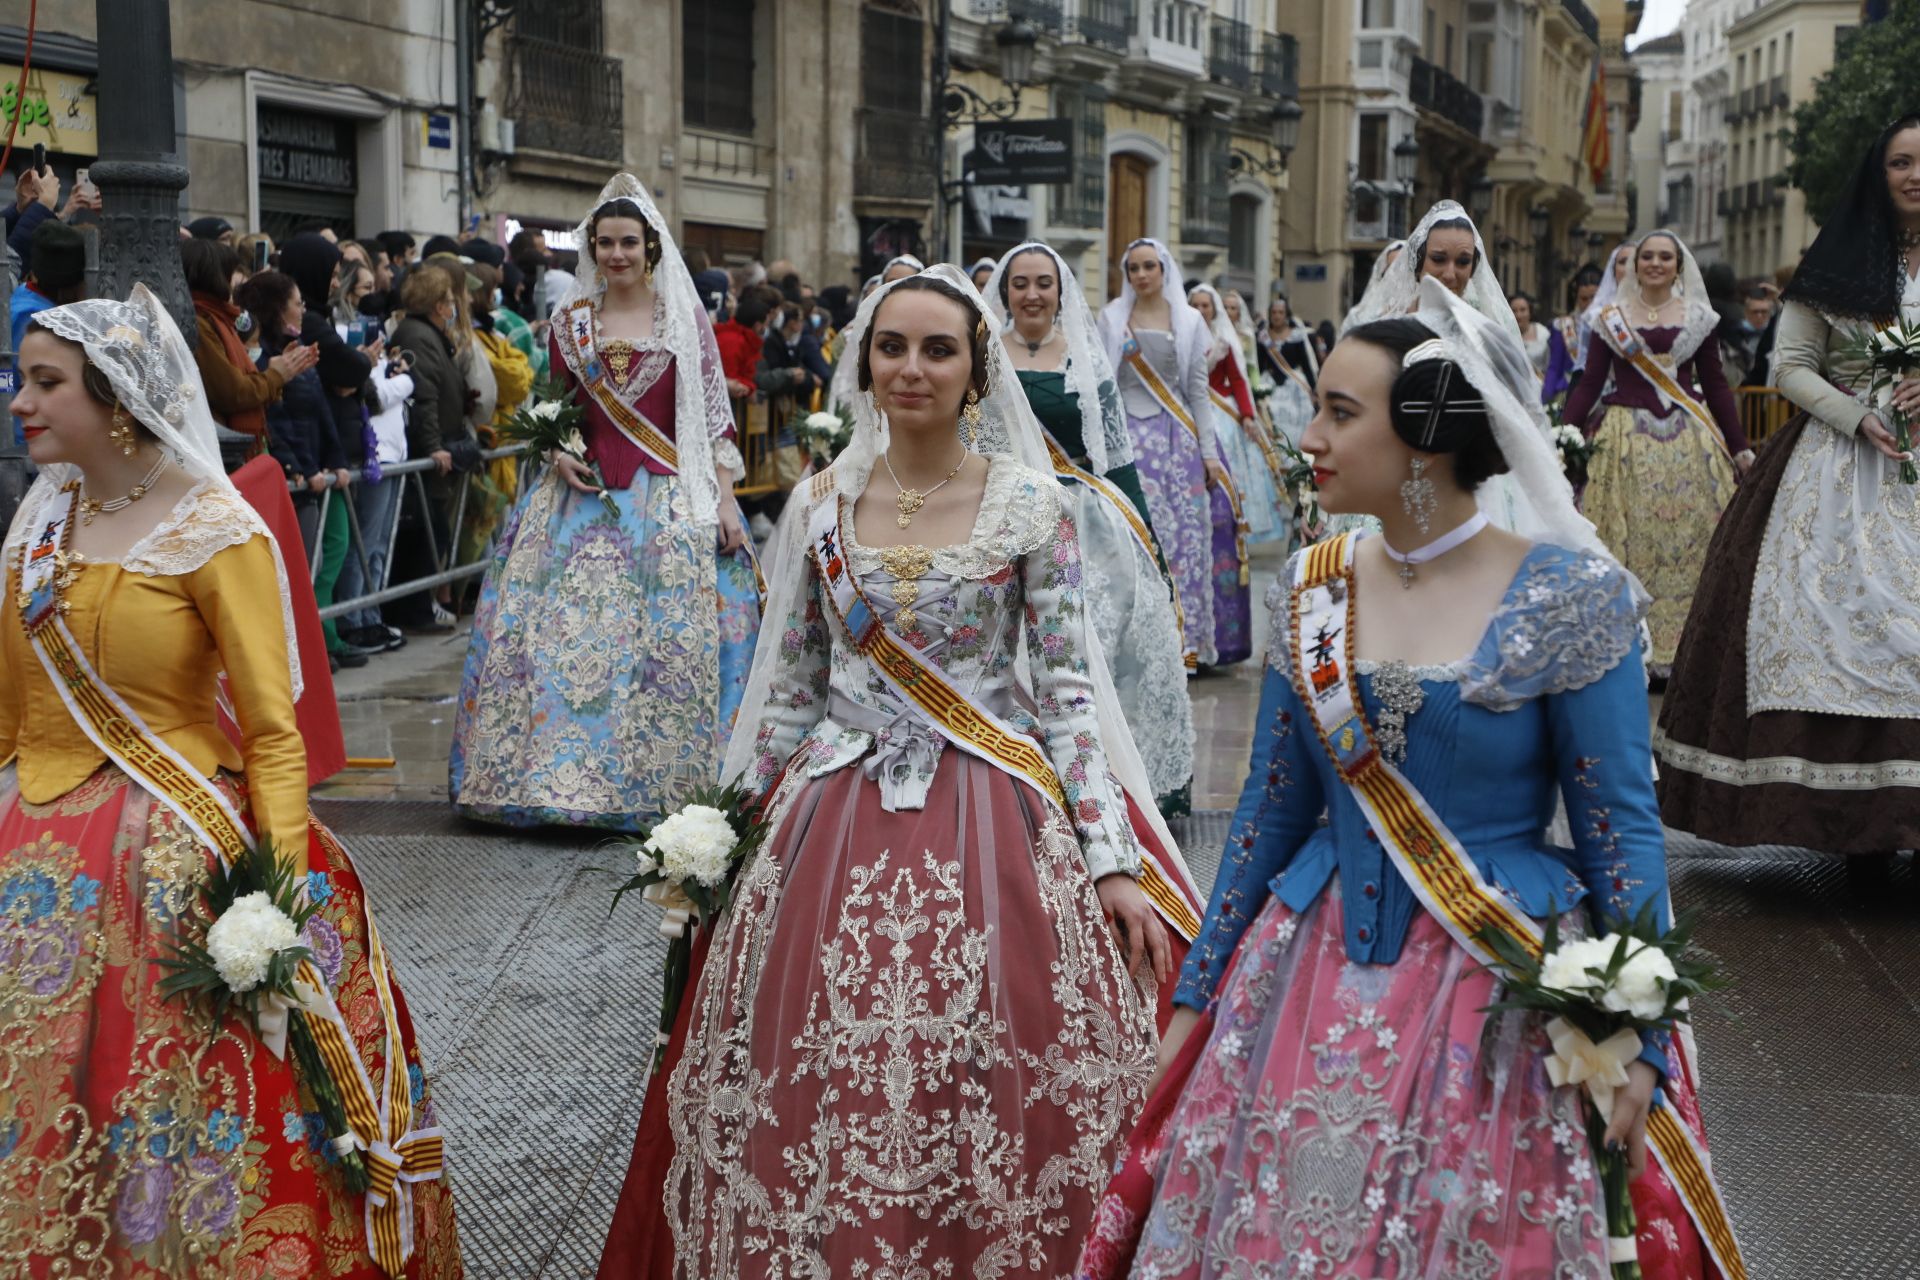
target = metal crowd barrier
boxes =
[290,445,527,623]
[1735,386,1795,446]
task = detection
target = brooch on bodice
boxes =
[876,543,936,634]
[1370,661,1426,766]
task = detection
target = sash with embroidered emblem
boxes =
[555,297,682,472]
[13,486,443,1278]
[1289,533,1748,1280]
[1595,305,1730,455]
[804,486,1202,939]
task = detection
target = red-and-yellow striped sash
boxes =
[1123,341,1200,439]
[1598,305,1730,456]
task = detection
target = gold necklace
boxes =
[884,448,968,529]
[80,453,169,525]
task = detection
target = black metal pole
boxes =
[90,0,193,337]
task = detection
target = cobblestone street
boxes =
[317,548,1920,1278]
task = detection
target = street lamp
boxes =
[1229,99,1305,176]
[1468,175,1494,224]
[1529,205,1553,297]
[1393,136,1421,190]
[940,19,1040,126]
[1587,231,1606,251]
[996,18,1039,89]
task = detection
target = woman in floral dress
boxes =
[1,286,459,1277]
[662,266,1203,1279]
[1079,280,1741,1280]
[449,174,760,830]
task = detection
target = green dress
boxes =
[1017,370,1155,534]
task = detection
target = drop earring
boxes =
[1400,455,1436,537]
[962,389,983,451]
[109,404,137,456]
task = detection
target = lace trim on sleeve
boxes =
[1459,545,1643,713]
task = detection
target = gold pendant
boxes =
[895,487,925,528]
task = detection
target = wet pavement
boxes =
[315,546,1920,1277]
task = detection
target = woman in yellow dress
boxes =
[0,286,460,1277]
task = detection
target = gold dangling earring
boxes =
[644,253,654,287]
[109,404,137,456]
[962,389,983,451]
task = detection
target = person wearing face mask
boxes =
[1562,230,1751,679]
[450,176,758,834]
[1658,114,1920,878]
[1099,238,1230,669]
[987,240,1195,816]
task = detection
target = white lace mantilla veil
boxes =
[562,172,735,525]
[1188,282,1253,394]
[982,240,1129,474]
[7,284,305,698]
[1343,202,1519,341]
[1593,230,1717,365]
[1410,278,1647,604]
[1098,237,1212,396]
[723,264,1200,894]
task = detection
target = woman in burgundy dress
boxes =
[449,174,760,829]
[1562,231,1755,677]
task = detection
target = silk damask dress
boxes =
[1082,542,1722,1280]
[449,299,761,830]
[1015,366,1195,813]
[1563,323,1745,675]
[0,483,459,1278]
[666,456,1160,1280]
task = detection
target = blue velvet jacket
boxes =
[1174,541,1671,1073]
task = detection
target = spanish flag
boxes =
[1581,57,1610,187]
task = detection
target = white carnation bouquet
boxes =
[797,407,854,465]
[157,843,370,1193]
[1479,902,1720,1279]
[1551,420,1602,485]
[497,374,621,515]
[1840,318,1920,484]
[607,781,771,1073]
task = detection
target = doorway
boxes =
[1107,153,1152,297]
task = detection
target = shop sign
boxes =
[257,107,356,192]
[0,66,98,157]
[965,119,1074,185]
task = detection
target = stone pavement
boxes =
[315,546,1920,1276]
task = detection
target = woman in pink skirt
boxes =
[657,265,1206,1279]
[1080,280,1744,1280]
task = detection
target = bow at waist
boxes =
[829,693,945,812]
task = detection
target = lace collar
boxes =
[844,454,1057,580]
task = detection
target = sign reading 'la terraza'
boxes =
[257,108,356,192]
[965,119,1074,185]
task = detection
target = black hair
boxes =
[1412,216,1480,274]
[1341,317,1509,491]
[995,244,1063,312]
[1507,290,1534,308]
[1783,113,1920,323]
[856,276,991,397]
[377,230,415,257]
[586,199,663,274]
[180,237,238,302]
[734,285,783,329]
[1567,265,1603,310]
[24,319,157,435]
[234,270,302,350]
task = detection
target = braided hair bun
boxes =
[1347,318,1509,490]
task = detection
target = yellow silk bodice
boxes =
[0,532,308,852]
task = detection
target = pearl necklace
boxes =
[80,453,170,526]
[1381,511,1489,588]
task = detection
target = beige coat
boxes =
[1771,299,1872,435]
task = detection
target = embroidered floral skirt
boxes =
[1208,477,1252,667]
[1063,479,1195,807]
[1130,409,1217,666]
[664,756,1156,1280]
[1582,405,1735,676]
[1079,885,1710,1280]
[450,468,760,831]
[1208,404,1286,547]
[0,763,461,1279]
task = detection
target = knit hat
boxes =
[29,219,86,291]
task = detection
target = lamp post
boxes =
[1467,175,1494,225]
[91,0,193,337]
[1229,98,1304,176]
[1529,204,1552,299]
[1393,135,1420,236]
[932,6,1041,262]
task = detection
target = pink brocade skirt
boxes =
[1080,885,1710,1280]
[663,756,1157,1280]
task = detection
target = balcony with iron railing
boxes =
[1561,0,1601,43]
[1258,32,1300,99]
[506,34,624,162]
[682,130,772,182]
[1746,178,1761,209]
[1072,0,1134,51]
[1006,0,1067,32]
[1769,173,1788,205]
[1717,188,1730,216]
[1769,74,1787,110]
[855,107,935,204]
[1410,56,1484,136]
[1139,0,1206,74]
[1209,15,1253,89]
